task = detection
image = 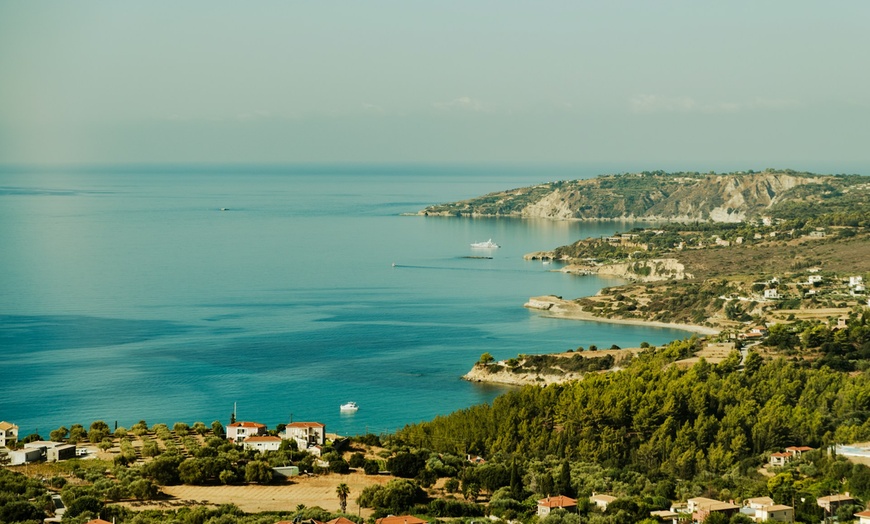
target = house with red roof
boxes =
[285,422,326,451]
[538,495,578,516]
[226,421,266,443]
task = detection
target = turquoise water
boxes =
[0,165,691,437]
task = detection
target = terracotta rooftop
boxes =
[228,421,266,428]
[287,422,325,428]
[539,495,579,507]
[244,435,283,442]
[375,516,427,524]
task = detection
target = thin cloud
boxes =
[433,96,486,112]
[630,94,801,114]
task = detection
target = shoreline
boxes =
[525,295,720,336]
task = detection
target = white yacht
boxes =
[340,401,359,412]
[470,239,500,249]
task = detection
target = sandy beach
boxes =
[525,295,720,336]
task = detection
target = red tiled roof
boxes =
[228,421,266,428]
[538,495,578,508]
[287,422,325,428]
[376,516,427,524]
[327,518,358,524]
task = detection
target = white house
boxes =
[24,441,76,462]
[850,276,864,287]
[285,422,326,450]
[226,421,266,443]
[764,289,780,300]
[755,504,794,522]
[769,452,790,467]
[817,493,854,513]
[745,497,774,510]
[9,447,43,465]
[808,275,823,284]
[589,494,616,511]
[0,421,19,448]
[243,435,282,453]
[855,510,870,524]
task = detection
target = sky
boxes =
[1,1,869,172]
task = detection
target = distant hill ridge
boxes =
[419,169,867,223]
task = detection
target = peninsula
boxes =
[422,169,870,384]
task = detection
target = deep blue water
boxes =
[0,165,691,437]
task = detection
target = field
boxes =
[119,471,392,516]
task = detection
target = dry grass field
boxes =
[118,471,392,516]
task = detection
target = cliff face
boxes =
[562,258,691,282]
[462,363,579,386]
[420,171,831,223]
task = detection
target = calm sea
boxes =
[0,165,691,437]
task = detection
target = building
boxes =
[588,494,616,511]
[9,440,76,465]
[754,504,794,522]
[744,497,774,510]
[9,447,43,465]
[375,516,427,524]
[538,495,578,516]
[769,452,791,467]
[226,421,266,443]
[817,493,855,513]
[785,446,813,457]
[688,497,739,522]
[763,288,780,300]
[0,421,19,448]
[854,510,870,524]
[285,422,326,450]
[243,435,282,453]
[25,441,77,462]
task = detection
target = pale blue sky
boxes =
[1,1,868,171]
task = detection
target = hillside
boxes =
[418,169,869,223]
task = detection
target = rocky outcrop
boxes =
[462,363,580,386]
[560,258,691,282]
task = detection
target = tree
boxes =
[336,483,350,513]
[479,352,495,366]
[211,420,224,437]
[66,494,104,518]
[68,424,87,444]
[555,460,574,497]
[50,426,69,442]
[245,460,274,484]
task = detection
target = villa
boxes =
[538,495,578,516]
[285,422,325,448]
[226,421,267,443]
[0,421,19,448]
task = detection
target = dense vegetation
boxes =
[389,336,870,523]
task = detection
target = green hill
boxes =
[418,169,870,223]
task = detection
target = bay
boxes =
[0,165,691,437]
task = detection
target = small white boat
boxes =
[470,239,500,249]
[340,402,359,412]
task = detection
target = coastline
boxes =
[525,295,720,336]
